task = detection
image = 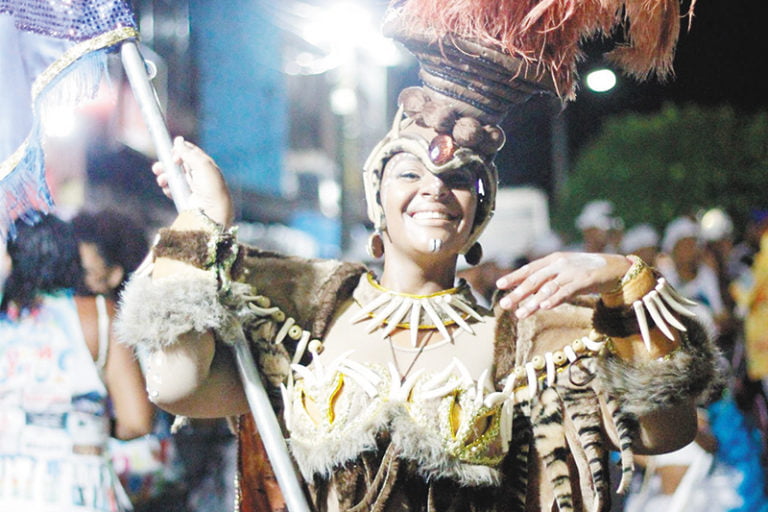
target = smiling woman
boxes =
[116,97,718,512]
[114,1,717,511]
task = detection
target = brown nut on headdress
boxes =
[420,101,457,133]
[398,87,430,119]
[451,117,483,149]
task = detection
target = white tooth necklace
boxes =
[351,272,484,347]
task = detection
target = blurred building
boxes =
[41,0,561,258]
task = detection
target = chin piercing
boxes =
[429,238,442,252]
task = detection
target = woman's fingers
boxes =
[152,162,172,198]
[508,275,577,318]
[173,137,211,172]
[496,253,569,311]
[495,252,629,319]
[149,137,234,225]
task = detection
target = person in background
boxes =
[657,216,725,336]
[624,407,745,512]
[654,215,768,512]
[729,209,768,281]
[0,213,154,511]
[698,208,740,358]
[72,209,190,512]
[730,212,768,492]
[699,208,735,281]
[72,210,149,300]
[572,200,622,253]
[619,223,660,267]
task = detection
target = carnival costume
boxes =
[117,1,715,510]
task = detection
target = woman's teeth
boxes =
[411,211,453,220]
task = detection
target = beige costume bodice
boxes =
[284,274,506,489]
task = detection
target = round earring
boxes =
[366,230,384,259]
[464,242,482,266]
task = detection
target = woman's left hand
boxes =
[495,252,632,318]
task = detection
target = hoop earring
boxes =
[367,230,384,259]
[464,242,482,266]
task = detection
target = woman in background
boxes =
[0,213,153,511]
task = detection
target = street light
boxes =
[585,67,617,93]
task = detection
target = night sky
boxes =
[570,1,763,149]
[495,0,764,193]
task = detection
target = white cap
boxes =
[662,216,700,254]
[575,200,614,231]
[699,208,733,242]
[620,223,659,254]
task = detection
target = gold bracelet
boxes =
[620,255,648,286]
[605,255,648,294]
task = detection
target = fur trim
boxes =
[115,273,226,351]
[492,299,518,382]
[388,404,501,486]
[289,401,501,487]
[236,247,365,334]
[309,261,368,340]
[289,416,383,481]
[596,317,720,416]
[512,301,595,363]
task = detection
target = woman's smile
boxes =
[407,207,460,223]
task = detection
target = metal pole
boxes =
[120,41,191,211]
[119,39,311,512]
[232,338,312,512]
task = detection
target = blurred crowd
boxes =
[460,199,768,512]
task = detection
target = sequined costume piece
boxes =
[0,1,137,235]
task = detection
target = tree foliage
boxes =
[553,104,768,239]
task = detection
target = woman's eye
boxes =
[398,170,421,180]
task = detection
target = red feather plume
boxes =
[394,0,696,99]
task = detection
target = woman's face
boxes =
[379,153,477,259]
[79,242,123,296]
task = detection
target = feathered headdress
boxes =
[389,0,696,102]
[364,0,695,262]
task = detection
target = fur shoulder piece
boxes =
[236,246,367,338]
[116,247,367,357]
